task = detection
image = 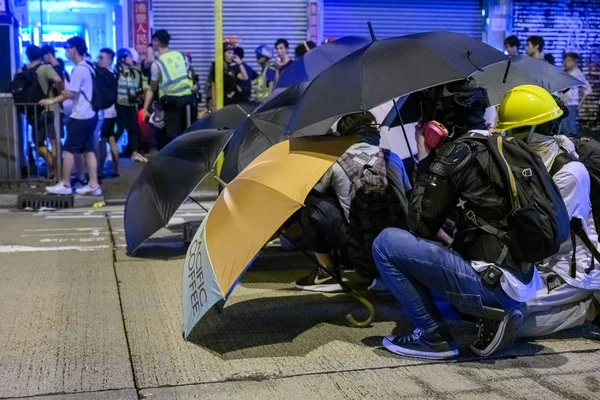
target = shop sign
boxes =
[309,1,318,43]
[14,0,28,27]
[133,0,149,56]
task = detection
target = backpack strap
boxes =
[570,218,599,275]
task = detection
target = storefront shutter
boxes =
[323,0,483,40]
[152,0,308,103]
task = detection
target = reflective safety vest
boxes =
[117,67,141,106]
[255,64,275,101]
[155,51,192,98]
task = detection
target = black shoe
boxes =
[295,269,343,293]
[470,309,523,357]
[383,328,458,360]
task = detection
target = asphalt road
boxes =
[0,205,599,400]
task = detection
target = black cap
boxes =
[65,36,87,56]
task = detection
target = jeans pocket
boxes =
[446,291,486,318]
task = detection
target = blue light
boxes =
[486,18,490,25]
[482,9,486,17]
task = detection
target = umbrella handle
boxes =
[345,290,375,328]
[279,231,376,328]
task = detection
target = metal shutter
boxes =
[323,0,483,40]
[152,0,308,101]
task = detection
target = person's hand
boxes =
[143,109,151,123]
[39,98,55,106]
[61,89,74,99]
[415,123,433,161]
[274,57,283,69]
[233,55,242,65]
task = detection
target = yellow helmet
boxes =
[496,84,563,132]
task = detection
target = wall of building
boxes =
[511,0,600,129]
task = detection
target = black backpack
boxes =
[338,148,407,278]
[461,133,570,265]
[82,61,118,111]
[550,136,600,277]
[10,65,47,108]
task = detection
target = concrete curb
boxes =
[0,193,105,209]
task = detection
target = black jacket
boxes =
[409,134,535,284]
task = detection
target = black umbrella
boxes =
[382,55,585,128]
[286,31,508,136]
[185,102,258,132]
[220,107,292,183]
[276,35,370,88]
[221,104,338,183]
[125,129,232,255]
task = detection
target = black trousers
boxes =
[300,194,350,267]
[116,104,140,153]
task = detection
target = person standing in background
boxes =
[233,47,258,102]
[558,52,592,136]
[96,48,120,178]
[115,48,145,163]
[208,42,249,109]
[503,36,520,57]
[255,45,276,102]
[45,36,101,196]
[274,38,293,84]
[143,29,193,147]
[294,41,316,59]
[41,45,69,83]
[526,36,545,60]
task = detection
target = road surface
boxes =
[0,205,599,399]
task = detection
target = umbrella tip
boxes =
[367,22,376,42]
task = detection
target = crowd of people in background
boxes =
[11,28,600,361]
[504,34,593,136]
[14,33,321,188]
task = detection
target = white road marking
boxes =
[40,238,108,243]
[23,228,104,232]
[0,245,111,253]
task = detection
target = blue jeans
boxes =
[372,228,520,333]
[562,105,579,136]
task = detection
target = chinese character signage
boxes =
[309,1,318,43]
[133,0,149,56]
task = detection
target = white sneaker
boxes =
[132,153,148,163]
[46,182,73,195]
[75,185,102,196]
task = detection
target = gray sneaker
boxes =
[470,309,523,357]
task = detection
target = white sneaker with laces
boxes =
[132,153,148,163]
[75,185,102,196]
[46,182,73,195]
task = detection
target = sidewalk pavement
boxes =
[0,208,598,400]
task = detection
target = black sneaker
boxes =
[470,309,523,357]
[383,328,459,360]
[295,269,343,293]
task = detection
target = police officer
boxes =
[255,45,276,101]
[143,29,192,146]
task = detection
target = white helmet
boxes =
[128,47,140,64]
[150,109,165,129]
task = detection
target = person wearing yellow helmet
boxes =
[494,84,600,339]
